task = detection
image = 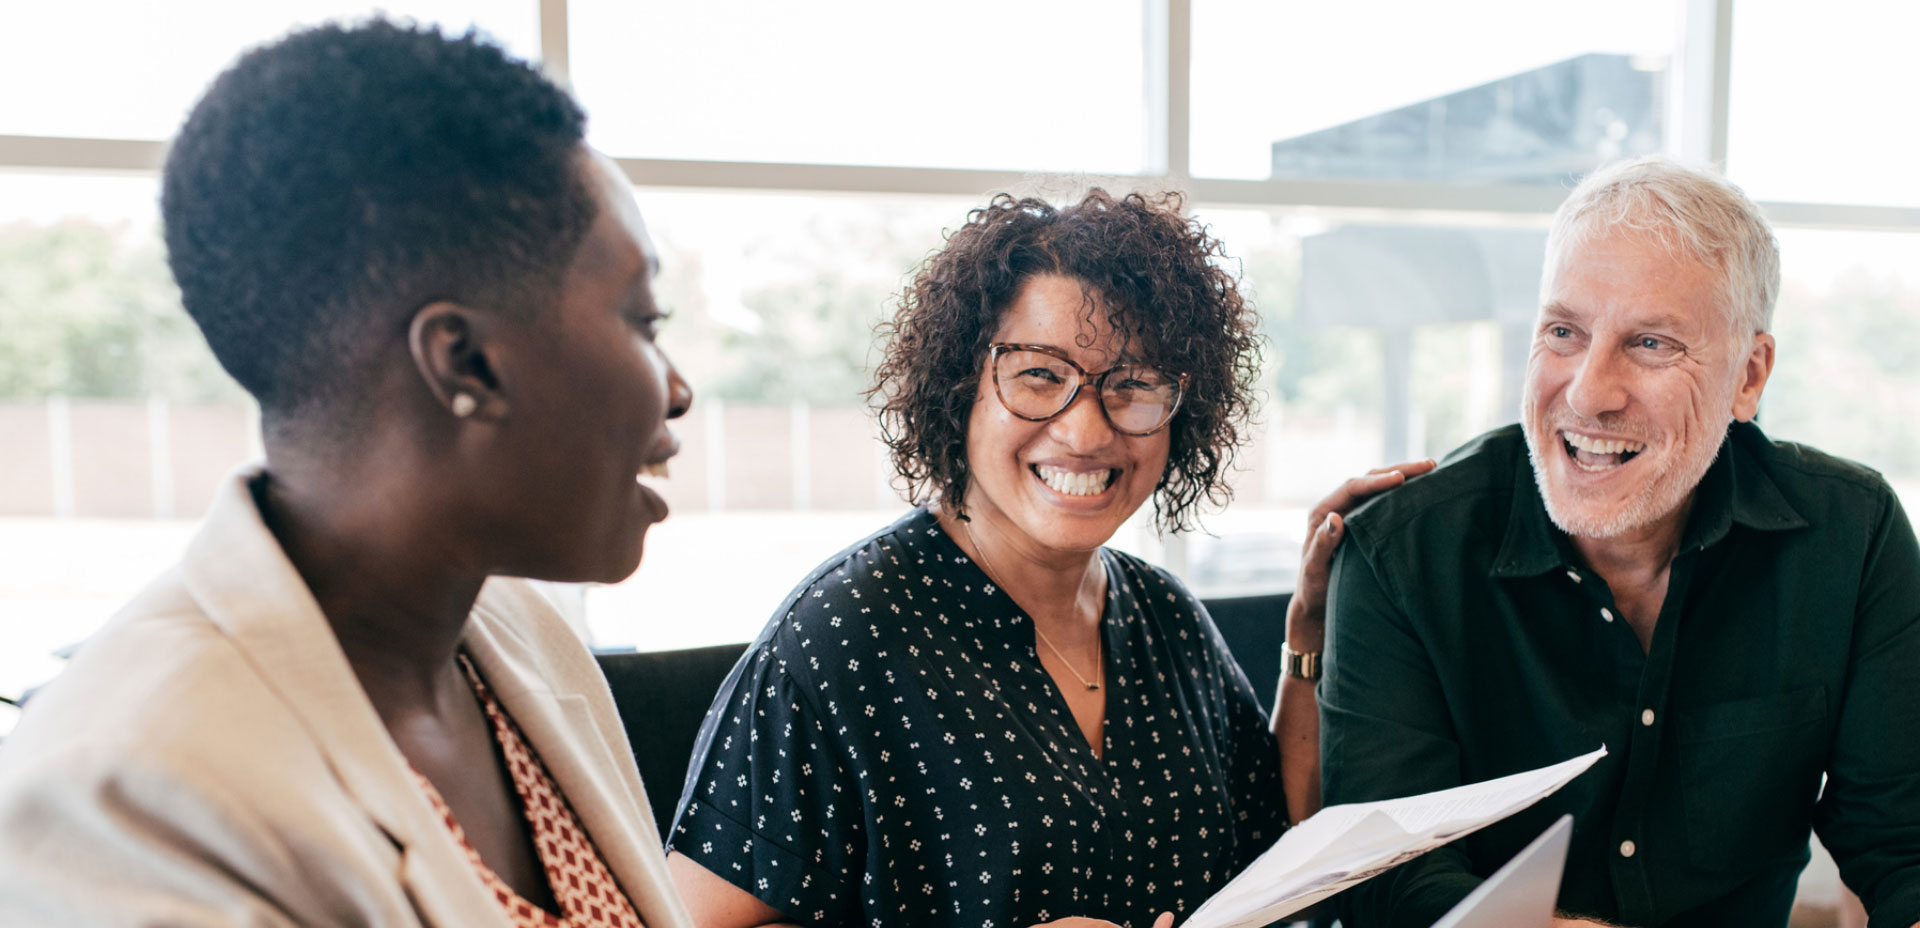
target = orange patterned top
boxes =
[411,655,646,928]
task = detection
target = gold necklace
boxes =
[962,519,1103,691]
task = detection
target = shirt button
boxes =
[1566,569,1582,583]
[1600,607,1616,623]
[1641,709,1656,727]
[1620,839,1637,858]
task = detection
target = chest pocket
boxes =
[1676,686,1828,871]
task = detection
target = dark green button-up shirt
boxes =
[1321,421,1920,928]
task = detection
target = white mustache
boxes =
[1545,417,1654,445]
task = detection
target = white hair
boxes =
[1542,155,1780,338]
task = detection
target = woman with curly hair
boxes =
[663,189,1426,928]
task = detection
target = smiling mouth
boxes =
[637,459,671,481]
[1033,464,1118,497]
[1562,431,1646,473]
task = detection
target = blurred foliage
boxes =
[0,220,237,402]
[1410,321,1508,459]
[6,212,1919,487]
[650,208,946,407]
[1766,270,1920,479]
[1237,237,1383,414]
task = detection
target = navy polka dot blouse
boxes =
[669,509,1286,928]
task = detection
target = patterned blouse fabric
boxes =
[669,508,1286,928]
[411,654,647,928]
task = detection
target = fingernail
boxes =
[1327,513,1342,534]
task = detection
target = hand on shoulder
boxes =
[1287,458,1437,651]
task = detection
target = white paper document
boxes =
[1180,745,1607,928]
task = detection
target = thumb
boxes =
[1153,913,1175,928]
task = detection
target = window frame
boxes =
[0,0,1913,232]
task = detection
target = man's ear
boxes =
[408,302,507,421]
[1730,332,1776,423]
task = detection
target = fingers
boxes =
[1302,511,1344,576]
[1307,473,1395,527]
[1290,511,1342,642]
[1366,458,1438,478]
[1153,913,1176,928]
[1307,459,1437,531]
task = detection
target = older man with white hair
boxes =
[1318,156,1920,928]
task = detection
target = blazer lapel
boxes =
[464,584,694,928]
[177,469,508,928]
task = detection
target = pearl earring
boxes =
[450,393,477,418]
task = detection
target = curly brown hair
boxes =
[869,188,1263,533]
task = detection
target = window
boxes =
[583,189,952,648]
[1189,0,1680,181]
[0,2,538,141]
[570,1,1148,173]
[1762,229,1920,503]
[4,3,1919,728]
[1727,0,1920,206]
[0,171,247,716]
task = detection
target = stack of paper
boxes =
[1181,746,1607,928]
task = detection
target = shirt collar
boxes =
[1489,420,1808,579]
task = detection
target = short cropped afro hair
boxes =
[162,19,594,420]
[870,189,1263,533]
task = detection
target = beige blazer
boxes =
[0,470,695,928]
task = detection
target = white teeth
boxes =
[1563,432,1646,456]
[638,460,671,480]
[1036,465,1112,497]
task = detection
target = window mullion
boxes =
[540,0,572,87]
[1672,0,1734,165]
[1144,0,1191,183]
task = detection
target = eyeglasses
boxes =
[987,343,1188,437]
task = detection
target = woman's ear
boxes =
[408,302,507,422]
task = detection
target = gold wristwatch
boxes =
[1280,641,1322,682]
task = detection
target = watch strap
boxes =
[1281,641,1322,682]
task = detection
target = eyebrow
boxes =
[1011,342,1158,369]
[1631,313,1692,332]
[1539,302,1693,333]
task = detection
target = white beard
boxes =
[1522,417,1729,540]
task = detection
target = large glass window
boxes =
[0,2,538,140]
[6,2,1919,771]
[1762,229,1920,502]
[0,173,236,404]
[1174,208,1540,596]
[1189,0,1680,182]
[569,1,1148,173]
[1727,1,1920,206]
[0,172,249,720]
[583,189,948,649]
